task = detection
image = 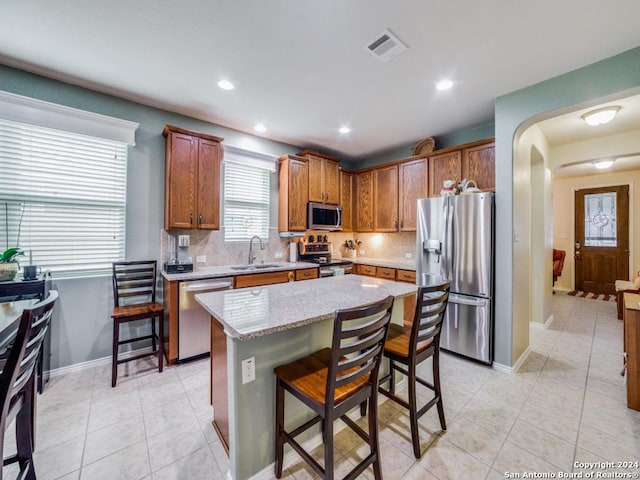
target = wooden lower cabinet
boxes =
[376,267,396,280]
[396,269,416,283]
[357,264,376,276]
[210,318,229,452]
[234,268,318,288]
[163,279,180,365]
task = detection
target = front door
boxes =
[575,185,629,294]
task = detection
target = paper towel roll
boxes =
[289,242,297,262]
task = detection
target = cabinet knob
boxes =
[400,220,404,228]
[289,219,293,227]
[190,213,193,225]
[325,192,329,202]
[394,220,398,229]
[199,214,203,225]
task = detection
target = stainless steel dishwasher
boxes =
[178,277,233,361]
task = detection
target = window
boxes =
[584,192,617,247]
[222,145,276,242]
[0,91,138,277]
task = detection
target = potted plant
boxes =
[0,247,24,281]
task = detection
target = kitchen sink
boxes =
[230,264,279,271]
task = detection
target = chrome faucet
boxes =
[248,235,266,265]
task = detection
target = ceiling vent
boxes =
[364,29,407,63]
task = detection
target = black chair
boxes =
[0,290,58,480]
[378,282,450,459]
[274,296,394,480]
[111,261,164,387]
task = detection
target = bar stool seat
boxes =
[383,323,433,357]
[274,296,394,480]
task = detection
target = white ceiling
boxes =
[0,1,640,161]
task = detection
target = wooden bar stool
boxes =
[274,296,394,480]
[378,282,450,459]
[111,261,164,387]
[0,290,58,480]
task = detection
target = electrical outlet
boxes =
[241,357,256,384]
[275,252,283,259]
[196,255,206,263]
[359,249,365,256]
[405,253,412,259]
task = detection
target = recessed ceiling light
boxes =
[253,123,266,133]
[593,159,614,169]
[581,106,620,126]
[339,126,351,134]
[217,80,234,90]
[436,79,453,91]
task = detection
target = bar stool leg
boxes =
[15,378,35,478]
[408,362,421,459]
[323,417,334,480]
[112,319,120,388]
[151,315,157,352]
[274,380,285,478]
[157,315,164,373]
[368,396,383,480]
[388,359,396,395]
[434,351,446,430]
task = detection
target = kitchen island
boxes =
[195,274,416,480]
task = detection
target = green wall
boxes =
[0,64,303,370]
[493,45,640,367]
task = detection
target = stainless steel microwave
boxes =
[307,202,342,231]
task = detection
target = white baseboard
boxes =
[530,313,554,330]
[492,346,532,374]
[48,346,157,378]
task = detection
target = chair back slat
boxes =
[0,291,58,423]
[410,283,450,354]
[112,261,158,307]
[325,296,394,408]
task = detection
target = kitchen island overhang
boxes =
[195,275,416,480]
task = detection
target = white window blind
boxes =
[0,119,128,277]
[223,161,270,241]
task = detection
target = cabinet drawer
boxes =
[376,267,396,280]
[396,269,416,283]
[358,264,377,276]
[234,271,293,288]
[295,268,318,281]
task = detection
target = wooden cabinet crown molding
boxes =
[296,149,342,163]
[163,124,224,143]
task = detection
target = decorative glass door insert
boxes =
[583,192,616,247]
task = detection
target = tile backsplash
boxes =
[161,228,417,268]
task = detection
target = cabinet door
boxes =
[462,143,495,191]
[356,171,374,232]
[428,151,462,197]
[374,165,398,232]
[399,159,427,231]
[340,170,353,232]
[324,160,340,204]
[165,132,197,229]
[289,159,309,231]
[307,155,324,203]
[196,138,221,229]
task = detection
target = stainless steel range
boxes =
[298,242,353,277]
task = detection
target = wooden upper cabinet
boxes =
[428,150,462,198]
[339,170,354,232]
[356,170,374,232]
[278,155,308,232]
[462,143,495,191]
[399,159,427,231]
[298,150,340,204]
[163,125,223,230]
[373,165,399,232]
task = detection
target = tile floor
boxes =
[4,293,640,480]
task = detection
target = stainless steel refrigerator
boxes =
[416,193,494,364]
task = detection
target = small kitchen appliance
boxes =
[164,234,193,273]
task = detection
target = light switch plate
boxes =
[275,252,283,259]
[405,253,412,259]
[196,255,206,263]
[242,357,256,384]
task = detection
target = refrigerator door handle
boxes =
[449,293,488,308]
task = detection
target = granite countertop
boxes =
[160,261,318,281]
[352,258,417,271]
[195,275,416,340]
